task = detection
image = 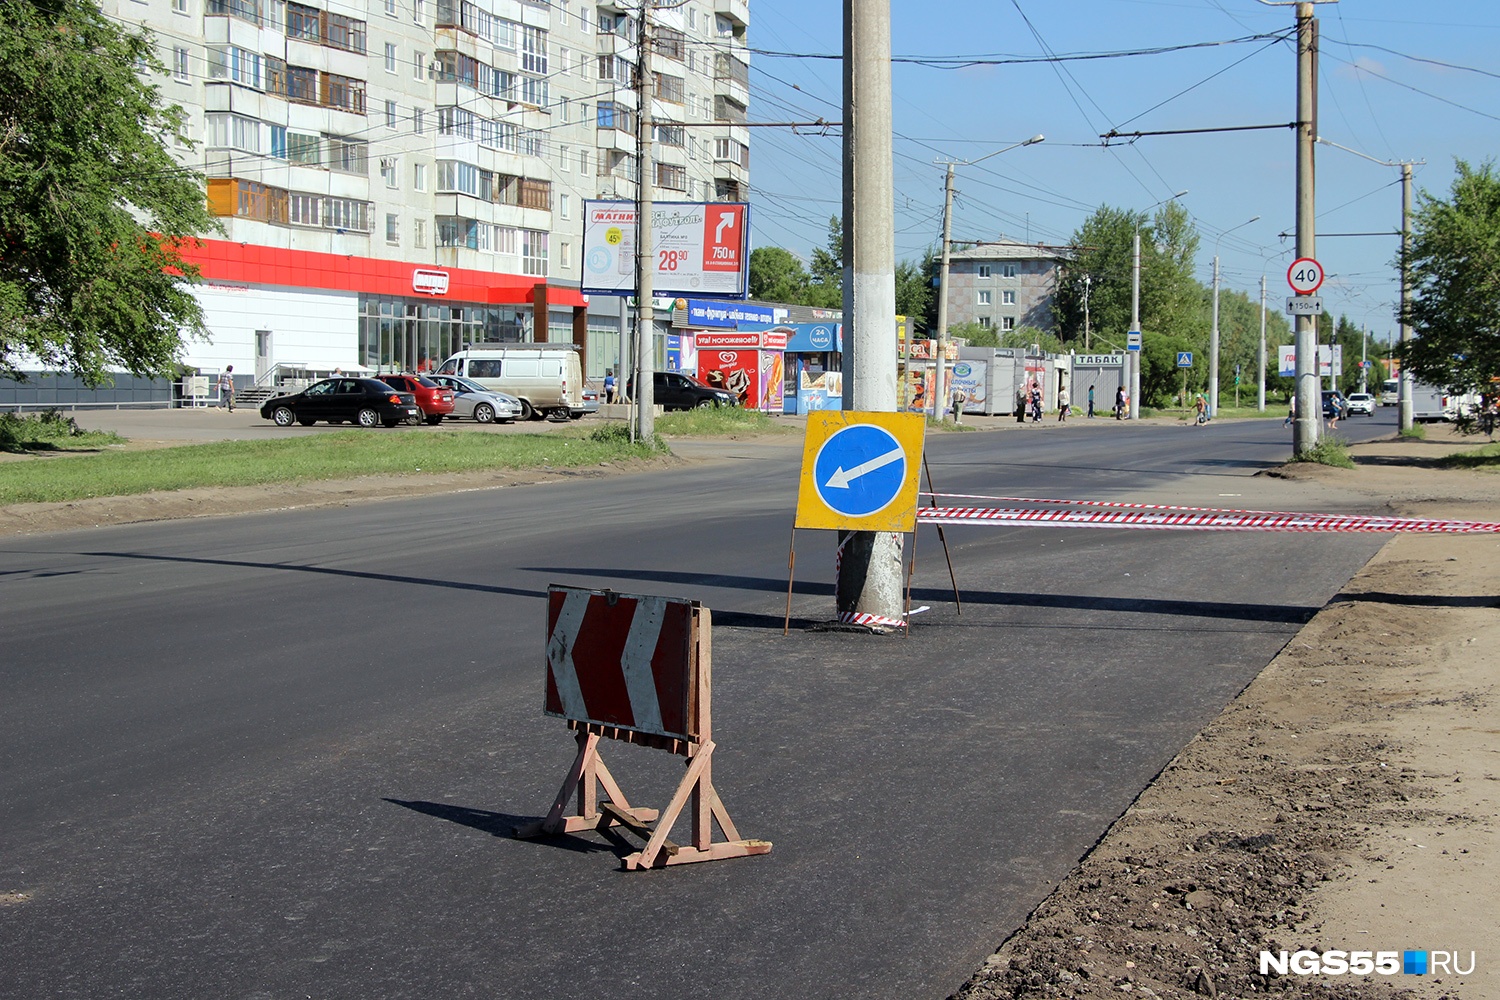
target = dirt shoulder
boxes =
[954,427,1499,1000]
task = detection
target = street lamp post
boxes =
[1209,215,1260,417]
[1129,190,1187,419]
[933,134,1044,419]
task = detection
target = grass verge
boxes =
[1437,441,1500,470]
[1,410,124,454]
[0,427,667,505]
[1290,435,1356,469]
[1399,423,1428,440]
[655,407,793,436]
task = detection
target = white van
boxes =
[436,347,584,420]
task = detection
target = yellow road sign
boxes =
[795,411,926,532]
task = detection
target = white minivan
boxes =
[435,347,585,420]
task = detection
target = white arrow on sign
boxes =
[824,447,904,489]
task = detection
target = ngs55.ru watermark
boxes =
[1261,950,1477,977]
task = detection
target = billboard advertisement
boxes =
[698,349,784,413]
[581,201,750,298]
[1279,345,1343,378]
[949,360,987,410]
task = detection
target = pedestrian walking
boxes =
[604,369,616,404]
[1283,392,1297,427]
[217,366,235,411]
[1087,385,1096,418]
[1328,394,1341,429]
[1114,385,1126,420]
[1057,385,1070,422]
[1029,381,1042,422]
[1194,392,1208,425]
[1015,385,1027,424]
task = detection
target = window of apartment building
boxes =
[413,162,427,190]
[324,12,366,53]
[715,15,733,38]
[384,43,397,72]
[520,75,547,107]
[597,55,631,84]
[269,125,287,158]
[493,226,517,256]
[437,160,492,199]
[520,178,550,210]
[380,157,399,187]
[414,218,427,247]
[284,65,316,102]
[715,53,749,88]
[384,0,395,14]
[385,100,398,128]
[385,213,399,244]
[172,48,190,82]
[656,163,686,191]
[558,46,570,76]
[1000,317,1016,331]
[1002,290,1016,305]
[287,131,320,164]
[714,95,746,125]
[437,217,481,250]
[559,242,571,269]
[578,149,589,175]
[558,193,570,219]
[977,264,991,278]
[209,179,290,224]
[412,0,425,23]
[413,50,425,80]
[321,74,366,114]
[412,108,424,134]
[267,0,283,28]
[494,18,517,50]
[596,101,634,133]
[655,73,684,105]
[286,2,319,40]
[325,134,368,173]
[977,316,992,329]
[206,0,261,24]
[290,192,320,226]
[1002,264,1017,278]
[558,144,570,172]
[655,124,684,148]
[559,98,569,124]
[205,113,261,152]
[172,0,189,13]
[656,25,685,61]
[324,197,370,232]
[264,56,286,95]
[520,25,547,74]
[714,137,748,167]
[977,290,991,305]
[207,46,262,88]
[520,229,547,276]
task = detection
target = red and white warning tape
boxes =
[916,503,1500,534]
[833,532,911,630]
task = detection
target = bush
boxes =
[0,409,115,453]
[587,421,667,453]
[1291,435,1355,469]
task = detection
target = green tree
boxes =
[0,0,216,384]
[806,215,843,309]
[1399,160,1500,393]
[748,247,812,303]
[895,255,933,332]
[949,321,998,347]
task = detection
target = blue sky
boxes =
[743,0,1500,342]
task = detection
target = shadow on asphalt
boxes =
[383,799,628,857]
[1341,591,1498,609]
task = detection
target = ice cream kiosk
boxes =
[695,328,788,414]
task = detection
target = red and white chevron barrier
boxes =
[916,503,1500,534]
[545,587,694,741]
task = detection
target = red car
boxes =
[375,374,455,425]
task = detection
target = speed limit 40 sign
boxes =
[1287,257,1325,295]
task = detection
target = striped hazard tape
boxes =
[915,501,1500,534]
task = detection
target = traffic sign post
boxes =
[1127,331,1142,352]
[1176,352,1193,368]
[1285,296,1324,316]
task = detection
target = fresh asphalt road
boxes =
[0,411,1398,999]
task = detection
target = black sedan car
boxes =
[260,378,422,428]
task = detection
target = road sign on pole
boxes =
[1127,331,1142,352]
[1285,296,1324,316]
[1287,257,1325,295]
[1177,352,1193,368]
[796,412,924,532]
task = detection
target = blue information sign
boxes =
[1177,352,1194,368]
[812,425,908,519]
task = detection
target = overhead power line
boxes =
[747,32,1289,68]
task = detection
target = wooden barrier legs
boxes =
[515,728,771,869]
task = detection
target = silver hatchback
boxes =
[428,375,524,424]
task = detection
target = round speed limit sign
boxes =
[1287,257,1325,294]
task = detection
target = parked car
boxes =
[628,371,739,411]
[1345,392,1376,415]
[1321,389,1348,417]
[435,347,585,420]
[259,378,421,428]
[426,374,523,423]
[576,387,599,418]
[375,374,455,425]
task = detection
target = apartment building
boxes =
[944,241,1064,337]
[92,0,751,385]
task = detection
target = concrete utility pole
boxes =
[1258,274,1268,411]
[1399,161,1414,432]
[836,0,901,628]
[633,2,657,439]
[1130,190,1185,420]
[932,135,1041,421]
[1082,274,1092,351]
[932,162,956,420]
[1292,1,1320,452]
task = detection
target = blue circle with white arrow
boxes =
[813,424,908,518]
